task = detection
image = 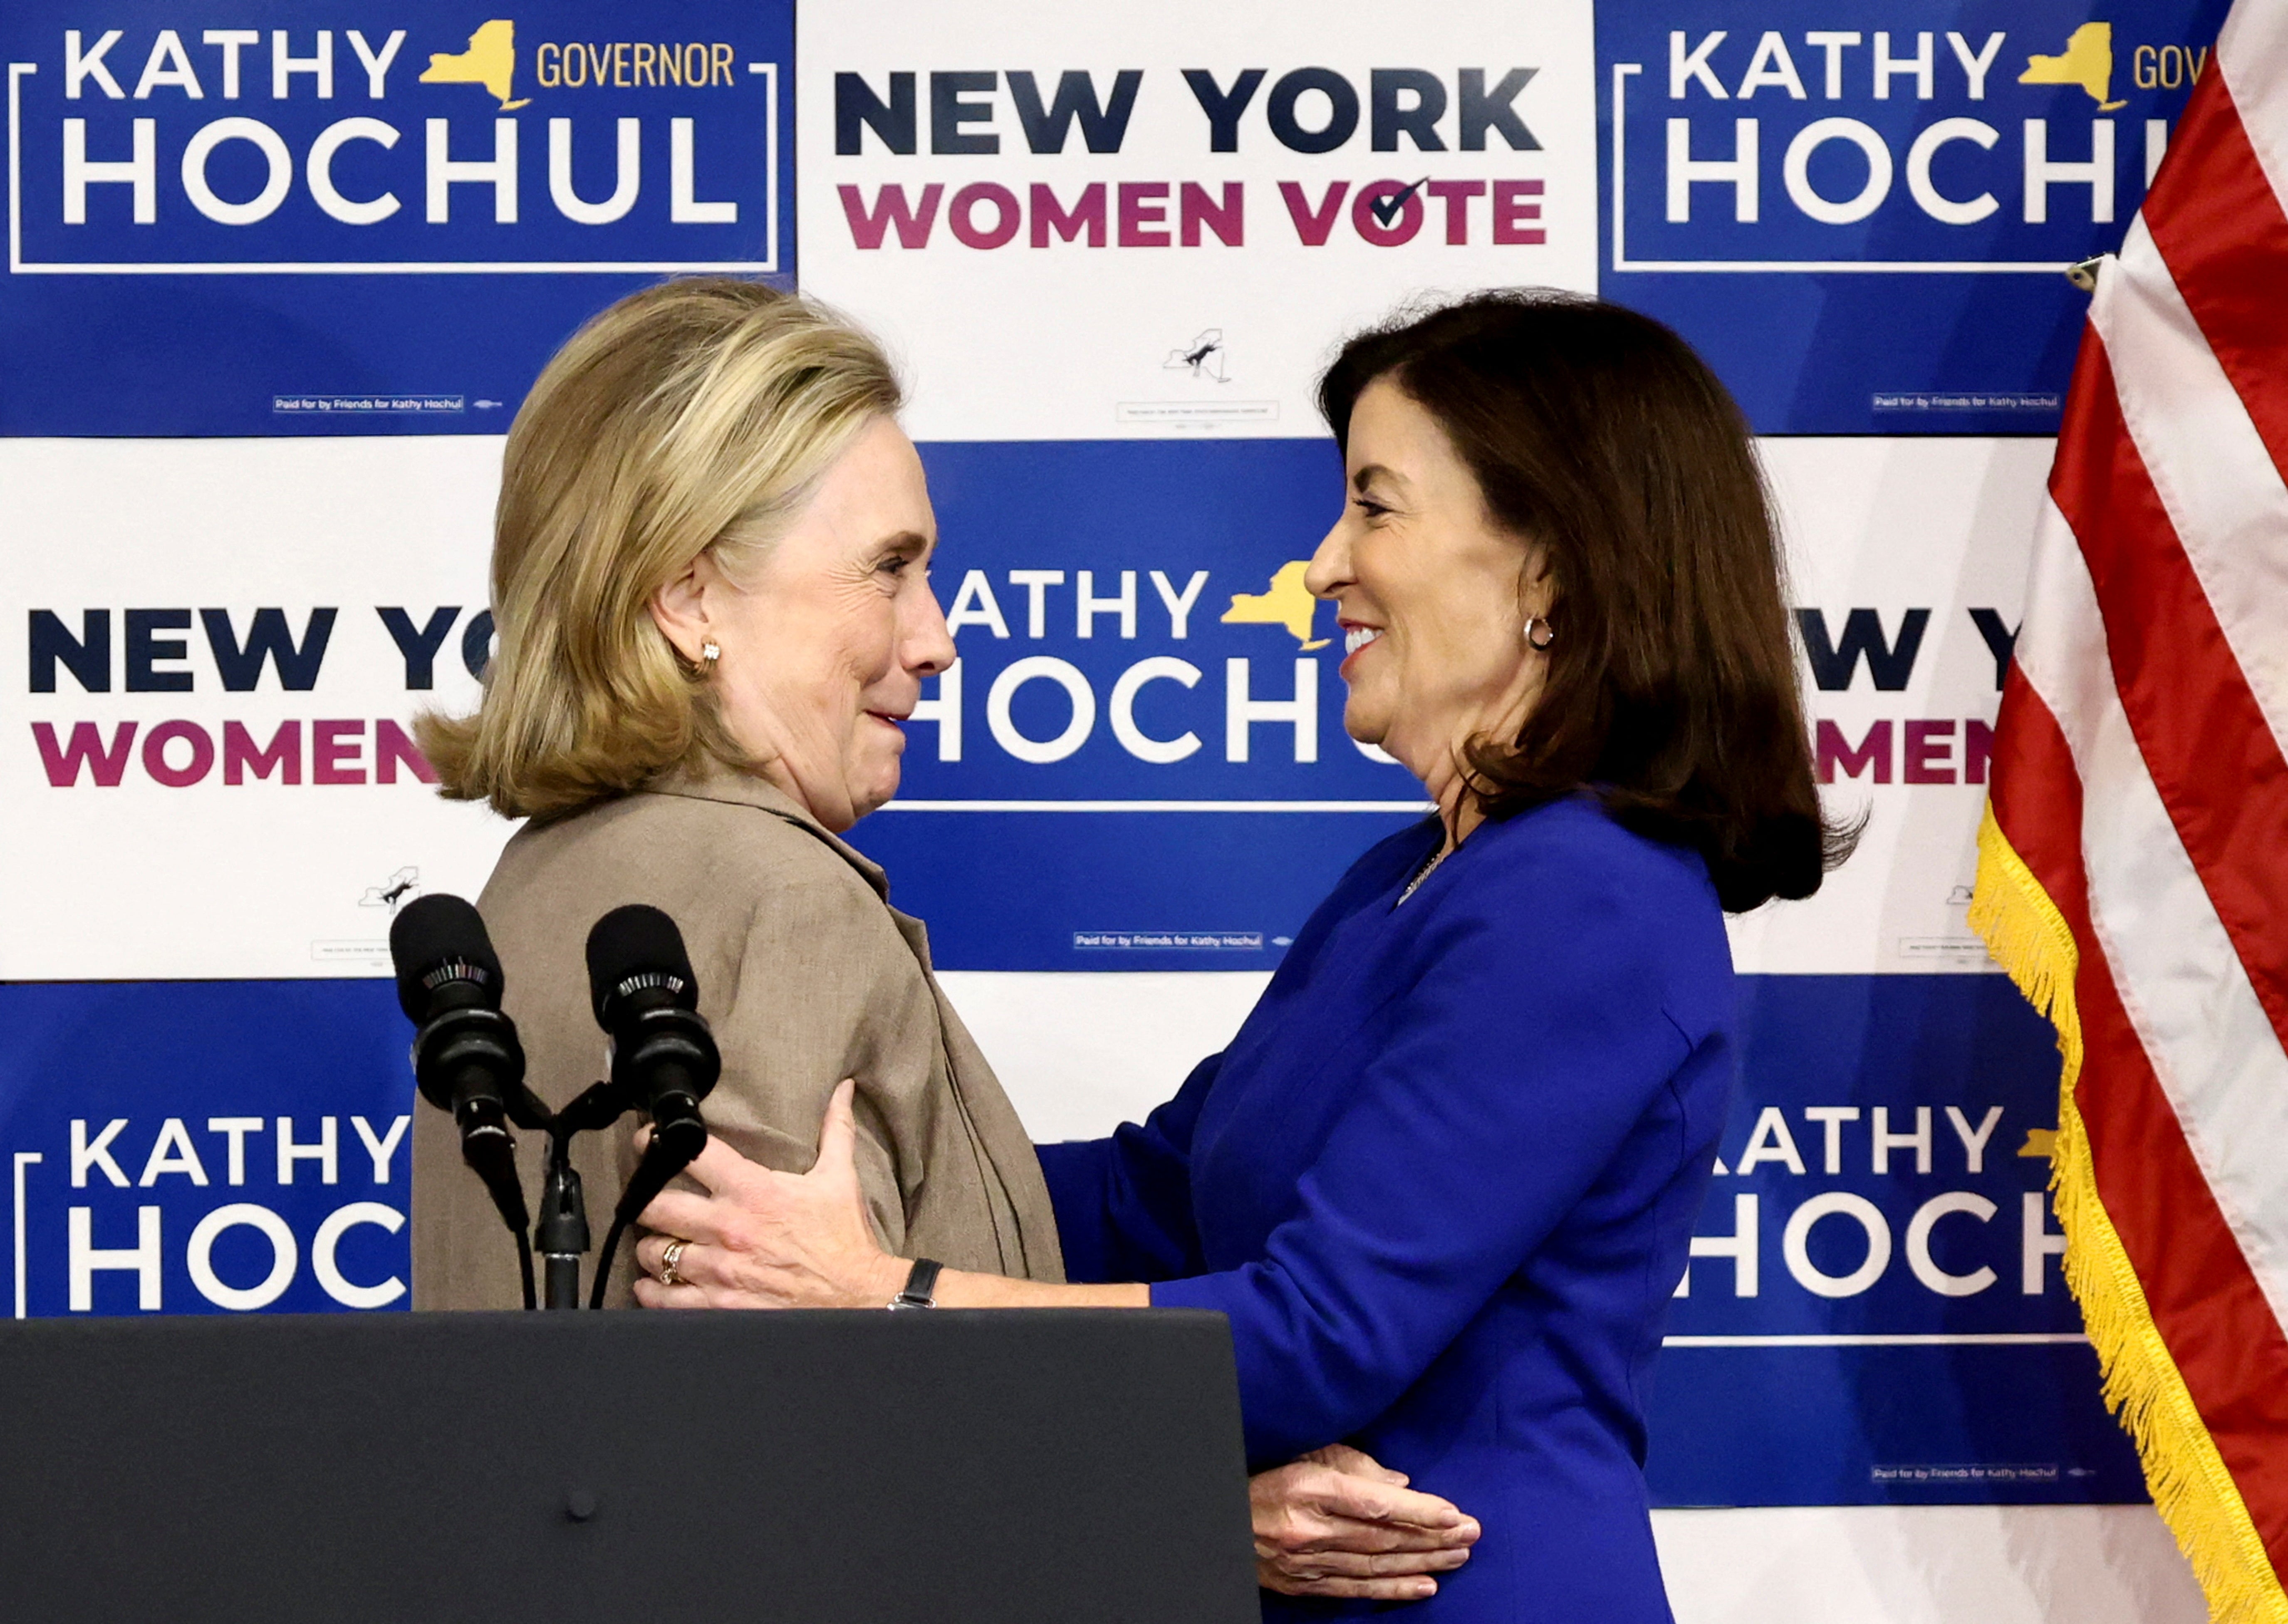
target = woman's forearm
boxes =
[632,1094,1155,1311]
[930,1267,1149,1309]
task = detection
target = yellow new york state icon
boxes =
[1221,561,1330,651]
[2019,22,2129,111]
[421,19,531,110]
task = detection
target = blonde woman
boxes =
[409,279,1060,1308]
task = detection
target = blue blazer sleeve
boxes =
[1035,1052,1221,1284]
[1152,857,1696,1463]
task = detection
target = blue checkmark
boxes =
[1369,178,1431,229]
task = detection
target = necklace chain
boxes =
[1398,843,1450,905]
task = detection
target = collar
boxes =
[644,762,891,901]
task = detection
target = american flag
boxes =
[1970,5,2288,1619]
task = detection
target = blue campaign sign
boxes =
[0,1,792,435]
[1646,975,2144,1505]
[852,437,1431,972]
[0,981,416,1317]
[3,971,2144,1518]
[1597,0,2229,434]
[0,971,2144,1519]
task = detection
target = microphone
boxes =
[584,904,722,1306]
[586,904,722,1158]
[389,893,547,1308]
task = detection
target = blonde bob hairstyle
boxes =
[419,278,901,820]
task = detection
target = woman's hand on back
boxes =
[630,1082,1149,1311]
[631,1079,904,1310]
[1250,1443,1480,1601]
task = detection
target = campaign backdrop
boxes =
[0,0,2233,1530]
[1,0,793,435]
[1603,0,2230,433]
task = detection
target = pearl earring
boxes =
[700,641,721,665]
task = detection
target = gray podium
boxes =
[0,1308,1257,1623]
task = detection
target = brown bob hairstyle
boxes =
[1319,290,1854,913]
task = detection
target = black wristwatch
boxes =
[888,1257,942,1310]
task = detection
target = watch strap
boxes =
[888,1256,942,1310]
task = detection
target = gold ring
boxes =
[659,1237,690,1287]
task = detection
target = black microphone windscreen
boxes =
[585,904,698,1024]
[389,893,502,1022]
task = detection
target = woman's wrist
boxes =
[865,1252,914,1306]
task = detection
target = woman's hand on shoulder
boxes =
[1250,1443,1480,1602]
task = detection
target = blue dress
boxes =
[1036,796,1736,1622]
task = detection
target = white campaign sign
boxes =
[0,437,514,981]
[797,0,1598,441]
[1734,436,2048,976]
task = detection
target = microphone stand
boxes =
[527,1080,644,1310]
[494,1082,714,1310]
[534,1127,589,1312]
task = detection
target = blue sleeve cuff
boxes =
[1146,1274,1218,1312]
[1034,1139,1119,1284]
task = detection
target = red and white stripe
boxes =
[1993,0,2288,1576]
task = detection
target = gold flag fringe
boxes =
[1970,804,2288,1624]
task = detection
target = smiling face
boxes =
[650,415,953,831]
[1305,376,1550,814]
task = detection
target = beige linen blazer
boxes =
[411,767,1064,1309]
